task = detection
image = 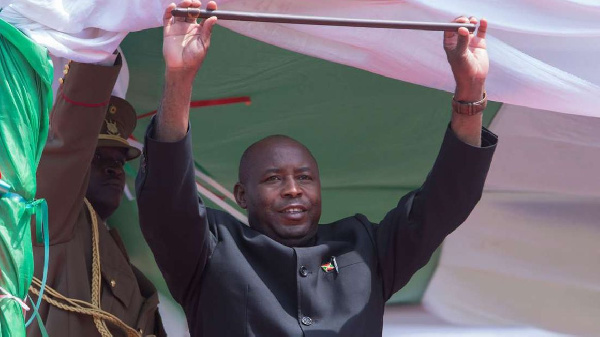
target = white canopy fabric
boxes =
[1,0,599,116]
[424,104,600,336]
[0,0,169,61]
[382,305,566,337]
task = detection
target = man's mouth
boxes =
[103,180,124,188]
[279,205,308,221]
[282,207,306,214]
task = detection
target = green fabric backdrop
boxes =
[0,19,52,337]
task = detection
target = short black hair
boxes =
[238,135,317,183]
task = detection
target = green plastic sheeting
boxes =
[0,19,52,337]
[111,25,500,320]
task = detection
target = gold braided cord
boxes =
[85,198,113,337]
[29,279,139,337]
[28,199,141,337]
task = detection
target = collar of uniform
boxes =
[108,228,131,263]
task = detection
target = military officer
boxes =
[28,55,166,337]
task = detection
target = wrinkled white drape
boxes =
[424,105,600,336]
[0,0,170,61]
[1,0,599,116]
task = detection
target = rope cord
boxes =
[29,199,140,337]
[87,198,113,337]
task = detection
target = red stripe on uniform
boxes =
[61,91,111,108]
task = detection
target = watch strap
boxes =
[452,91,487,115]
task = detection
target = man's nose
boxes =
[104,163,124,177]
[282,178,302,198]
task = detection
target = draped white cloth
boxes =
[2,0,599,116]
[424,105,600,336]
[0,0,169,62]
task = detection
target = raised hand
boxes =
[155,1,218,142]
[163,0,218,74]
[443,17,488,99]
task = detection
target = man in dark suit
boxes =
[137,1,497,336]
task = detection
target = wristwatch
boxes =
[452,91,487,115]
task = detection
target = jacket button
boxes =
[301,316,312,326]
[299,266,309,277]
[110,279,116,288]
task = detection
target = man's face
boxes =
[235,139,322,247]
[86,147,127,220]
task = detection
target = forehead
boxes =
[247,140,317,173]
[95,146,127,158]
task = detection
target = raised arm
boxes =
[374,17,496,299]
[35,57,121,244]
[136,0,218,305]
[445,16,489,147]
[155,0,218,142]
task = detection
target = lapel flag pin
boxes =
[321,262,335,273]
[321,256,339,274]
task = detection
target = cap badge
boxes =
[105,119,121,136]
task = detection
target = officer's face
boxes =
[86,147,127,221]
[235,140,322,247]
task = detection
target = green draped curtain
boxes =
[0,18,52,337]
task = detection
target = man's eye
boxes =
[266,176,280,182]
[298,175,312,181]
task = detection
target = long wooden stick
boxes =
[171,9,476,32]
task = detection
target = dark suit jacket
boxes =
[137,120,497,336]
[29,58,165,337]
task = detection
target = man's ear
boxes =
[234,182,247,209]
